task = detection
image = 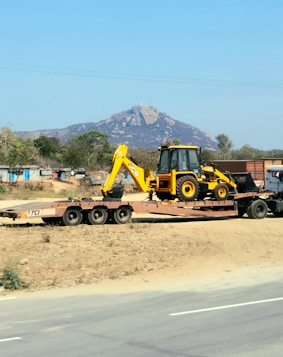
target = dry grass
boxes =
[0,179,98,200]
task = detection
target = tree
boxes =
[163,138,181,146]
[232,145,263,160]
[201,149,217,163]
[60,145,83,169]
[62,130,112,169]
[128,148,159,175]
[8,139,39,167]
[34,136,60,160]
[0,128,39,166]
[215,134,233,159]
[0,127,17,162]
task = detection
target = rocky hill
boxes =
[18,105,217,150]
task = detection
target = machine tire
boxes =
[88,207,108,225]
[176,175,199,201]
[113,206,132,224]
[213,184,229,201]
[62,208,83,226]
[247,199,268,219]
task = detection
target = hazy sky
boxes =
[0,0,282,150]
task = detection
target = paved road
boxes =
[1,281,283,356]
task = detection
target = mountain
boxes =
[18,105,217,150]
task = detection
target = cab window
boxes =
[158,150,170,173]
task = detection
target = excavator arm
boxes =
[101,144,156,198]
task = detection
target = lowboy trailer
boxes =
[0,191,280,226]
[0,197,238,225]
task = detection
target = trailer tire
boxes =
[213,184,229,201]
[113,206,132,224]
[247,199,268,219]
[87,207,108,225]
[62,208,83,226]
[176,175,199,201]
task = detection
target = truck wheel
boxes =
[176,175,199,201]
[113,206,132,224]
[62,208,83,226]
[88,207,108,225]
[247,200,268,219]
[213,184,229,200]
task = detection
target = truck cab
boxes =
[265,165,283,192]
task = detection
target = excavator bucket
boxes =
[231,172,259,193]
[105,182,124,200]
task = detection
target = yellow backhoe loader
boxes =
[101,144,249,202]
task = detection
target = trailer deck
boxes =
[0,197,239,225]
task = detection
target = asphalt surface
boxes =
[1,279,283,357]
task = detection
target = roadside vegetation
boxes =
[0,260,29,290]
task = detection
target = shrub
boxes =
[0,261,28,290]
[42,233,51,243]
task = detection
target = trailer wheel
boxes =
[62,208,83,226]
[247,199,268,219]
[176,175,199,201]
[113,206,132,224]
[213,184,229,200]
[87,207,108,225]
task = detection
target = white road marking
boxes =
[0,337,22,343]
[15,319,41,324]
[41,325,69,332]
[0,296,16,301]
[170,296,283,316]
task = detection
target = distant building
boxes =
[210,159,283,186]
[0,165,52,183]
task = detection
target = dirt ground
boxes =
[1,181,283,296]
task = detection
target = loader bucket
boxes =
[231,172,259,193]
